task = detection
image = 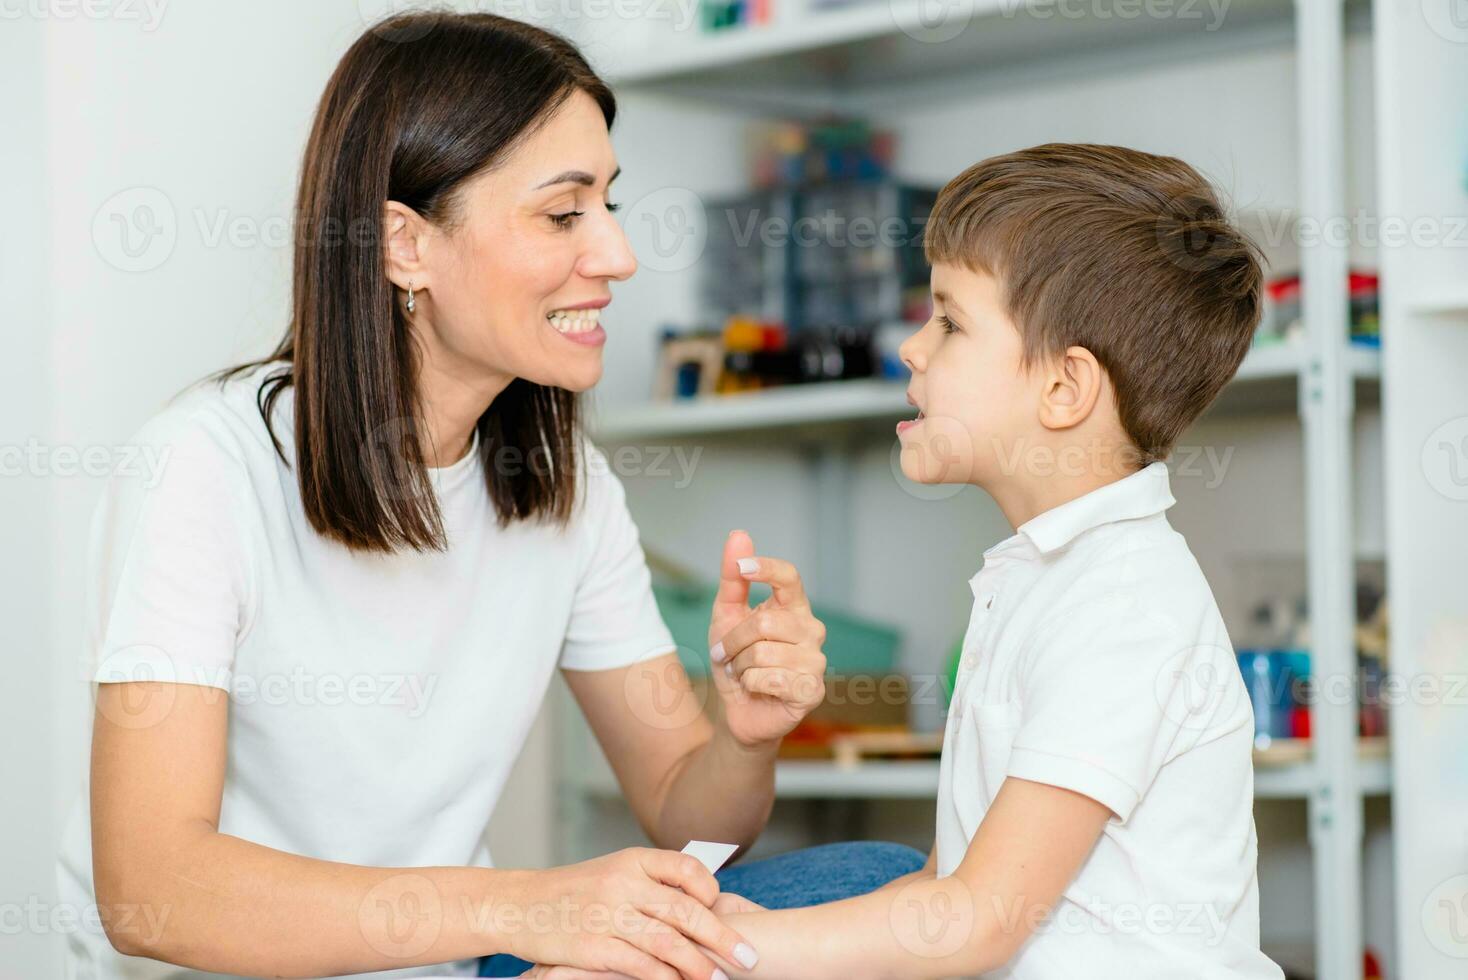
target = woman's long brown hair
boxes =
[211,11,615,553]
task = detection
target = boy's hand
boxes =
[517,895,762,978]
[708,530,828,748]
[712,891,767,915]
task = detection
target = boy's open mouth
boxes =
[898,392,925,434]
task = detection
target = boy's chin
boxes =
[899,456,943,485]
[897,442,976,486]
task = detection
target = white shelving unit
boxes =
[555,3,1420,978]
[1373,1,1468,978]
[571,738,1392,800]
[585,0,1350,113]
[593,342,1381,441]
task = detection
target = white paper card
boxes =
[682,839,739,874]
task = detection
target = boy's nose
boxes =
[899,325,926,374]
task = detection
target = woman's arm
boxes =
[708,777,1110,980]
[91,682,750,980]
[563,532,827,855]
[564,652,777,852]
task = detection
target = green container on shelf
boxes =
[652,580,901,678]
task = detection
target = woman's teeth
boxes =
[547,308,600,334]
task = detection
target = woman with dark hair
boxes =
[57,11,923,980]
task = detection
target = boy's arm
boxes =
[717,777,1109,980]
[872,840,937,893]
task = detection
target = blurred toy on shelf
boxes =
[653,318,880,400]
[698,179,935,335]
[1255,268,1379,348]
[700,0,773,33]
[1355,578,1389,738]
[653,329,725,401]
[1231,560,1389,746]
[779,676,919,761]
[749,118,895,188]
[652,126,936,401]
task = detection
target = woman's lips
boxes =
[556,323,606,347]
[546,305,606,347]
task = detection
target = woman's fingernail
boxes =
[734,943,759,969]
[713,970,730,980]
[710,641,726,663]
[725,662,735,678]
[737,558,759,576]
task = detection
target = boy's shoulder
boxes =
[1039,512,1220,625]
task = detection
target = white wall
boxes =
[2,11,59,980]
[3,4,571,975]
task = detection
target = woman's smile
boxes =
[545,296,609,346]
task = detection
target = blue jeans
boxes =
[478,841,926,976]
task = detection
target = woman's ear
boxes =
[1038,345,1105,431]
[383,201,428,290]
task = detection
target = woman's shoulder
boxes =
[130,359,295,473]
[558,438,642,546]
[573,437,628,505]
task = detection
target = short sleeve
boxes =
[1006,590,1239,823]
[83,408,254,692]
[557,447,676,672]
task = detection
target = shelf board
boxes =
[591,342,1381,442]
[574,737,1389,801]
[773,759,941,799]
[593,377,908,442]
[1408,286,1468,316]
[1252,736,1390,800]
[590,0,1305,108]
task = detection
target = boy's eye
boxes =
[606,201,622,214]
[937,314,958,334]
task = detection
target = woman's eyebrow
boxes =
[534,165,621,190]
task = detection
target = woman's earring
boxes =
[406,281,416,315]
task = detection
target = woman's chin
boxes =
[539,362,603,394]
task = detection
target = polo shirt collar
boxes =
[982,461,1176,561]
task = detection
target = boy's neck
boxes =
[984,450,1145,533]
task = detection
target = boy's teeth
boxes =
[547,308,600,334]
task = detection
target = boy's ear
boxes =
[1038,345,1105,431]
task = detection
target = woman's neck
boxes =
[415,347,514,468]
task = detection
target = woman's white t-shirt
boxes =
[57,361,676,979]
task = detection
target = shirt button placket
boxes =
[964,588,999,672]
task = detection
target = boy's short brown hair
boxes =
[924,143,1265,465]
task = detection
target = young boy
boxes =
[710,144,1285,979]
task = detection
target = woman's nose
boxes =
[580,209,637,282]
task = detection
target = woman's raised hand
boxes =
[707,531,829,747]
[499,846,752,980]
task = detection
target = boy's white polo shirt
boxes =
[936,461,1283,979]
